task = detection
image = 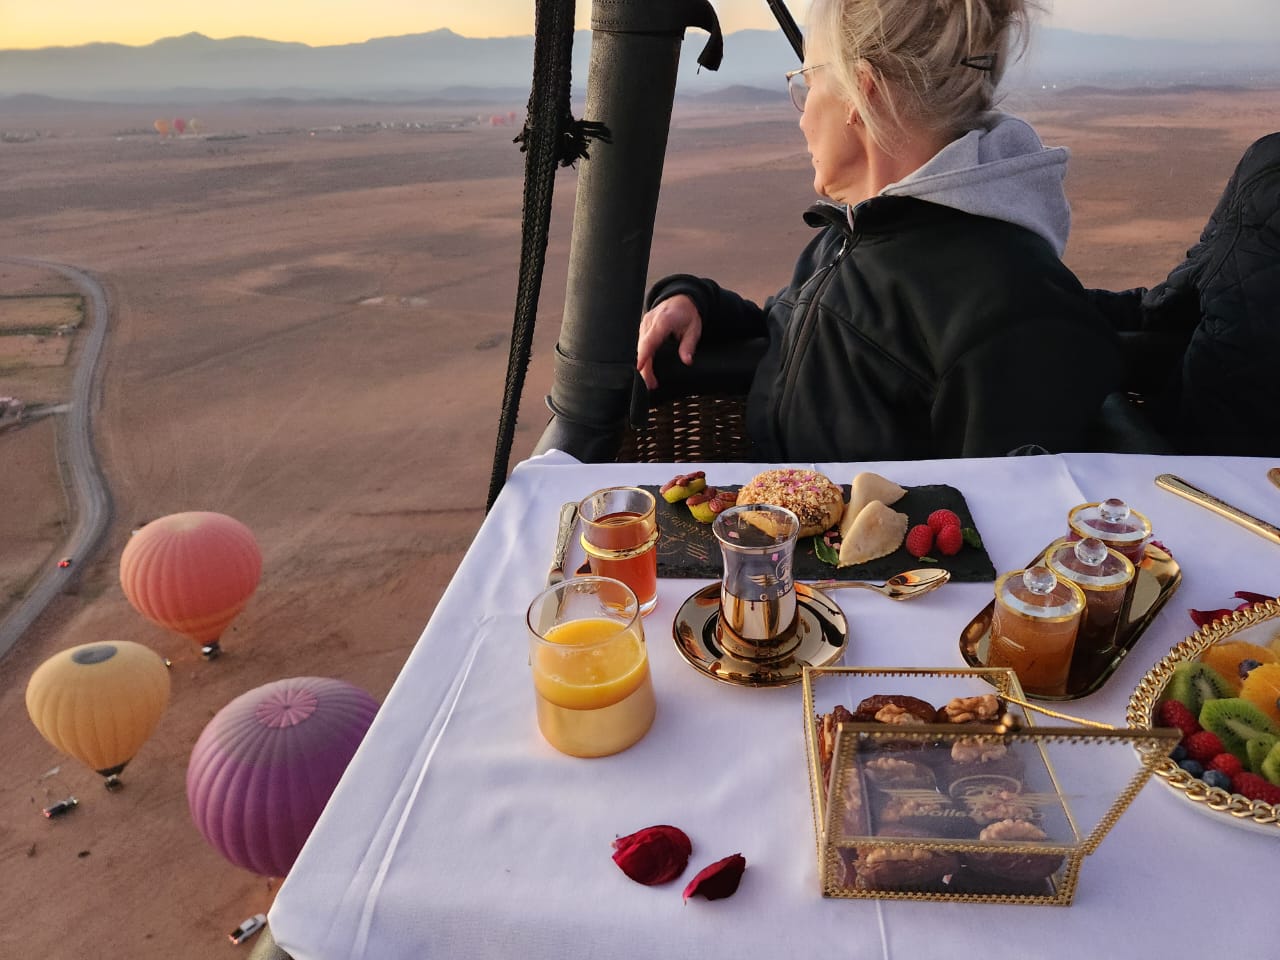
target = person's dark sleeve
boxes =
[1087,275,1200,397]
[931,314,1125,457]
[644,274,769,341]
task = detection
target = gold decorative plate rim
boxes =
[1126,598,1280,834]
[673,583,848,687]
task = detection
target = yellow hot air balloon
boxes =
[154,118,171,137]
[26,641,170,790]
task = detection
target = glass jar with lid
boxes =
[1067,498,1151,565]
[1045,537,1136,678]
[987,565,1086,697]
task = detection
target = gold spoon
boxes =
[1268,467,1280,491]
[806,568,950,600]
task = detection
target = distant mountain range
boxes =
[1,27,1276,103]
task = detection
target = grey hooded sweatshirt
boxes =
[879,112,1072,256]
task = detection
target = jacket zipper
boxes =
[770,236,851,446]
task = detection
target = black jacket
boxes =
[648,196,1124,462]
[1089,132,1280,456]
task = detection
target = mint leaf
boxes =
[962,526,983,549]
[812,535,840,566]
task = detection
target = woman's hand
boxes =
[636,294,703,390]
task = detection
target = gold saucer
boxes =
[673,583,848,687]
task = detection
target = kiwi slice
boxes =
[1165,662,1234,714]
[1260,740,1280,786]
[1199,698,1280,762]
[1247,734,1278,773]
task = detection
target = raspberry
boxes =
[905,524,933,558]
[1183,730,1226,764]
[1209,753,1245,778]
[1232,772,1280,804]
[927,509,961,534]
[1157,699,1201,738]
[935,524,964,556]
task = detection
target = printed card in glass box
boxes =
[802,667,1177,905]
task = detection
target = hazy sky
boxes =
[3,0,1277,49]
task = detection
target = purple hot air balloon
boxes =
[186,676,379,877]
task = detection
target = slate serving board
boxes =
[645,483,996,583]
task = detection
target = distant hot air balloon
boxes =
[172,117,187,135]
[154,118,171,137]
[26,641,171,790]
[187,117,202,135]
[119,511,262,658]
[187,677,379,877]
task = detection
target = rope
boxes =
[485,0,583,513]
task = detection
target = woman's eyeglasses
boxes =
[785,64,825,112]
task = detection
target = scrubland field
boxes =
[0,87,1274,957]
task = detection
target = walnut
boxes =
[979,819,1047,842]
[874,703,921,725]
[950,739,1008,764]
[941,694,1001,724]
[862,845,935,866]
[964,789,1035,824]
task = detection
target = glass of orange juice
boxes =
[525,576,656,757]
[987,565,1086,697]
[578,487,659,616]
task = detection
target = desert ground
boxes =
[0,86,1275,957]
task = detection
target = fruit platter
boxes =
[1127,595,1280,834]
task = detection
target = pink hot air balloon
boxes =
[186,677,379,877]
[173,117,187,135]
[119,511,262,658]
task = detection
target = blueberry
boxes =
[1239,659,1263,679]
[1170,744,1187,762]
[1202,769,1232,790]
[1178,759,1205,777]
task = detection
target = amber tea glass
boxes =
[578,487,659,616]
[526,576,656,758]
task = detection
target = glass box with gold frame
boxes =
[803,667,1178,905]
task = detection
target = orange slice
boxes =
[1200,641,1277,693]
[1239,662,1280,724]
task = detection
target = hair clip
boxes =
[960,53,997,72]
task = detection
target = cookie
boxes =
[736,468,843,538]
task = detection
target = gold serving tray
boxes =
[1127,599,1280,835]
[959,541,1181,700]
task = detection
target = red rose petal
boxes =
[682,853,746,902]
[612,825,692,886]
[1188,608,1234,627]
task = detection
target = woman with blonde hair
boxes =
[637,0,1123,460]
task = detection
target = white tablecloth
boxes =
[271,452,1279,960]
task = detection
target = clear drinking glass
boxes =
[578,487,659,615]
[712,503,801,659]
[525,576,656,758]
